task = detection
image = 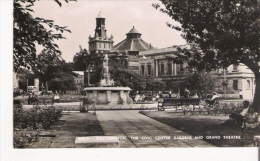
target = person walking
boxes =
[183,88,190,98]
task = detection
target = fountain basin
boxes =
[83,87,132,104]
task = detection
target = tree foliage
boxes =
[13,0,75,72]
[73,49,88,71]
[89,62,146,90]
[154,0,260,111]
[31,49,77,92]
[183,71,217,97]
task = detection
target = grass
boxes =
[29,112,104,148]
[140,111,260,147]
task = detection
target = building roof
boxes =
[126,26,141,35]
[72,71,84,76]
[139,44,190,56]
[112,26,155,52]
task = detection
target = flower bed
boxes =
[13,106,62,148]
[14,95,85,105]
[183,101,246,116]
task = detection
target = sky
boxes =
[31,0,187,62]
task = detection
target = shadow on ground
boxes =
[140,111,260,147]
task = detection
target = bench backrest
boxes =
[163,98,200,105]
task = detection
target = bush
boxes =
[13,106,62,148]
[13,128,40,148]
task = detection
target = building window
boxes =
[141,65,145,76]
[233,64,238,71]
[167,63,172,75]
[147,64,151,76]
[99,43,101,48]
[104,43,105,49]
[160,63,164,75]
[233,80,238,90]
[247,80,251,89]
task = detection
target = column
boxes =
[171,63,174,76]
[174,63,177,75]
[155,59,158,77]
[34,78,39,91]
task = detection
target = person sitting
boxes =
[244,107,259,129]
[192,92,199,98]
[221,100,250,127]
[141,94,145,102]
[53,93,60,103]
[176,93,180,98]
[134,94,141,102]
[205,92,219,106]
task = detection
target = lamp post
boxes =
[222,67,227,99]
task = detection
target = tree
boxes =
[31,49,77,92]
[13,0,75,72]
[154,0,260,111]
[183,71,217,98]
[73,49,88,71]
[89,62,146,91]
[48,74,77,94]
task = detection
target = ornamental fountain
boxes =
[83,54,132,105]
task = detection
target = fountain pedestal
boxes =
[84,87,131,105]
[83,54,132,105]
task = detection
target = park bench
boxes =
[158,98,201,111]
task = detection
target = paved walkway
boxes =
[96,110,215,147]
[32,110,215,148]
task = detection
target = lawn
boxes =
[140,111,260,147]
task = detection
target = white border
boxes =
[0,1,258,161]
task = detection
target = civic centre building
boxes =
[83,12,255,99]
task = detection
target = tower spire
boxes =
[88,12,114,54]
[97,11,102,18]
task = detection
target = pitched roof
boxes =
[126,26,141,35]
[72,71,84,76]
[112,38,155,51]
[112,26,155,51]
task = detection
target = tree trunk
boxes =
[253,72,260,113]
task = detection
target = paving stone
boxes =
[96,110,216,148]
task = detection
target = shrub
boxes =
[13,127,40,148]
[13,106,62,148]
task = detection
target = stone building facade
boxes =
[139,46,255,99]
[83,12,255,99]
[84,13,155,85]
[69,71,84,95]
